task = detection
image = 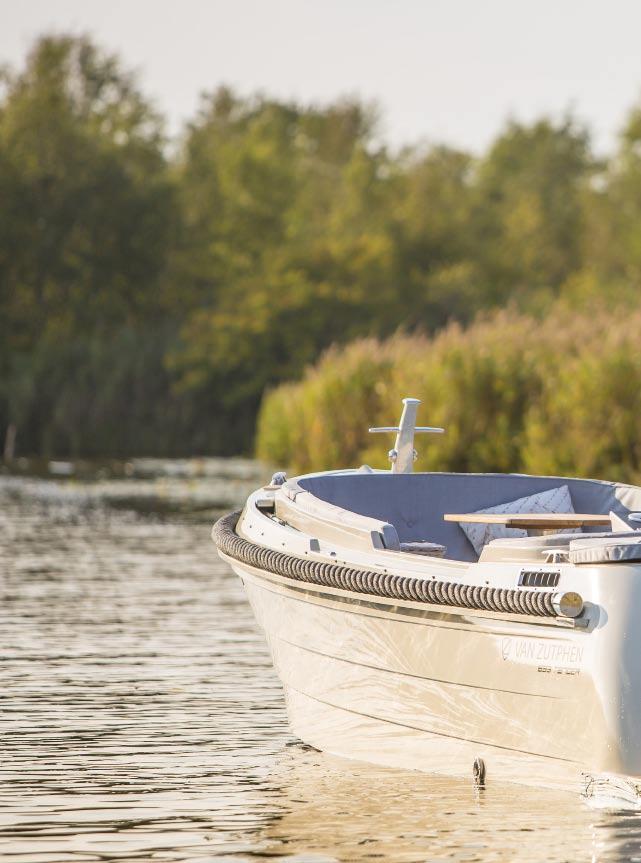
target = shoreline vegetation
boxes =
[256,307,641,480]
[3,35,641,474]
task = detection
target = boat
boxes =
[212,397,641,802]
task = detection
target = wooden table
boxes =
[444,512,611,535]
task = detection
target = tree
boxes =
[472,117,592,305]
[169,91,398,448]
[0,35,175,455]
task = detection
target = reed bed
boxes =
[256,305,641,482]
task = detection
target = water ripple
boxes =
[2,465,641,862]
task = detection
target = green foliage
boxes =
[3,33,641,462]
[257,306,641,483]
[0,35,173,347]
[472,118,591,302]
[0,35,181,457]
[521,310,641,481]
[256,339,397,469]
[167,90,397,417]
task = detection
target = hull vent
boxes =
[519,569,560,588]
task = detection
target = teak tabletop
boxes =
[443,512,612,530]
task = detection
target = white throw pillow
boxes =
[461,485,575,555]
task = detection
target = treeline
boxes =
[257,307,641,482]
[2,34,641,458]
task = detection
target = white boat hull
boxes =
[225,557,629,796]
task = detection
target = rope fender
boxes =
[212,510,557,618]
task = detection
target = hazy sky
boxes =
[3,0,641,153]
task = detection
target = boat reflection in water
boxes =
[259,745,641,863]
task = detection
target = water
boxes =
[3,459,641,862]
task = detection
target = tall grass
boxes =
[256,305,641,481]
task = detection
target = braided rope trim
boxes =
[213,510,556,618]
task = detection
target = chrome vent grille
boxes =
[519,570,560,588]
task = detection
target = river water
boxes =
[3,458,641,862]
